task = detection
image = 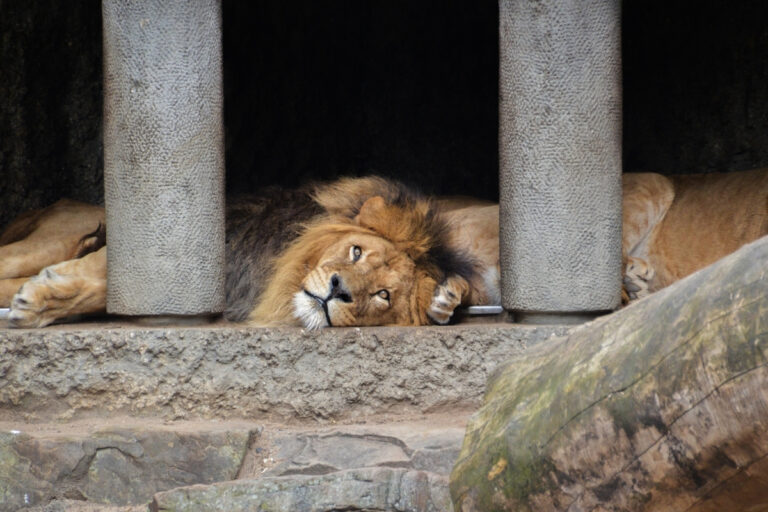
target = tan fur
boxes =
[0,278,29,306]
[622,169,768,293]
[0,200,105,280]
[250,192,446,327]
[2,171,766,328]
[0,199,106,327]
[428,274,471,325]
[7,247,106,328]
[439,203,499,305]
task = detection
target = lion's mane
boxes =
[223,177,475,326]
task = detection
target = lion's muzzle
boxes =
[298,273,353,328]
[328,274,352,304]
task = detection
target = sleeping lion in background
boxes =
[1,170,767,328]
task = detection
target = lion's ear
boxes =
[356,196,402,240]
[356,196,433,260]
[356,196,388,228]
[313,176,404,218]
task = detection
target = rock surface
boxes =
[0,324,567,422]
[4,416,468,511]
[260,421,466,478]
[450,237,768,510]
[21,501,143,512]
[0,424,253,511]
[151,467,452,512]
[0,321,567,511]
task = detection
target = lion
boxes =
[621,169,768,299]
[0,177,498,328]
[1,171,766,328]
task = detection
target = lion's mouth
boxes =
[303,289,333,327]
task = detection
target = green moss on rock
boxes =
[451,238,768,510]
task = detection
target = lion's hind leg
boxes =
[0,200,105,282]
[8,247,107,328]
[0,278,29,307]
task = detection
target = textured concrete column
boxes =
[102,0,225,318]
[499,0,622,323]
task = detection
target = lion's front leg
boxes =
[427,274,470,325]
[620,173,674,305]
[8,247,107,328]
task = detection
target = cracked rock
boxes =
[451,237,768,511]
[151,467,452,512]
[261,424,465,479]
[0,426,253,511]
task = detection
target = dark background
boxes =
[2,0,768,227]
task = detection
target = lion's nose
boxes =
[329,274,352,303]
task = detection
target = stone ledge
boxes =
[0,323,569,422]
[2,323,569,511]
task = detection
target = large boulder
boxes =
[451,236,768,511]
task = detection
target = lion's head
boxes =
[247,177,474,328]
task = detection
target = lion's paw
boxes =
[9,268,78,328]
[427,276,468,325]
[623,257,655,302]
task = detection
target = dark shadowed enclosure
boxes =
[2,0,768,226]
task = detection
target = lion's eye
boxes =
[351,245,362,262]
[376,289,390,301]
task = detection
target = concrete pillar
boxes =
[498,0,623,324]
[102,0,225,319]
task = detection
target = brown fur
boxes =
[621,169,768,298]
[2,171,767,328]
[0,200,105,281]
[7,247,107,327]
[249,177,473,327]
[0,200,105,309]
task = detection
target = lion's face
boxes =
[292,231,426,328]
[251,188,454,328]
